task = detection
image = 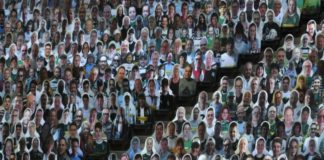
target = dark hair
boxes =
[69,122,77,129]
[191,141,200,149]
[134,153,142,159]
[94,122,102,130]
[71,137,79,144]
[272,137,282,147]
[161,78,169,87]
[167,154,176,160]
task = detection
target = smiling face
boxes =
[168,123,175,136]
[221,108,229,120]
[239,139,246,152]
[146,138,153,152]
[288,0,296,13]
[207,110,214,125]
[183,124,190,136]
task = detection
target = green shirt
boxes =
[282,13,300,27]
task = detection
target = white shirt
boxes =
[220,53,236,68]
[274,11,284,26]
[140,108,145,124]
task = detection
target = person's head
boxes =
[229,122,238,138]
[255,137,265,154]
[159,137,169,153]
[292,122,301,136]
[248,23,257,39]
[190,141,200,157]
[134,153,142,160]
[130,137,140,152]
[302,60,312,76]
[58,138,68,155]
[220,76,229,91]
[199,37,207,52]
[309,141,317,158]
[266,9,274,22]
[280,76,290,92]
[276,48,286,66]
[312,77,321,91]
[272,137,282,157]
[197,122,206,138]
[155,122,164,139]
[268,106,277,121]
[184,65,192,79]
[252,11,261,25]
[205,137,216,154]
[236,105,245,121]
[261,121,270,136]
[284,106,294,124]
[4,138,13,156]
[167,122,176,136]
[243,62,253,79]
[192,107,200,121]
[206,108,214,125]
[238,137,248,153]
[264,47,274,64]
[288,0,296,13]
[288,138,299,157]
[226,40,234,54]
[317,107,324,132]
[145,137,154,152]
[69,122,78,137]
[220,107,229,120]
[175,137,184,152]
[289,90,299,106]
[182,122,191,137]
[234,77,243,94]
[316,34,324,49]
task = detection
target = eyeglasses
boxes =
[200,44,207,46]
